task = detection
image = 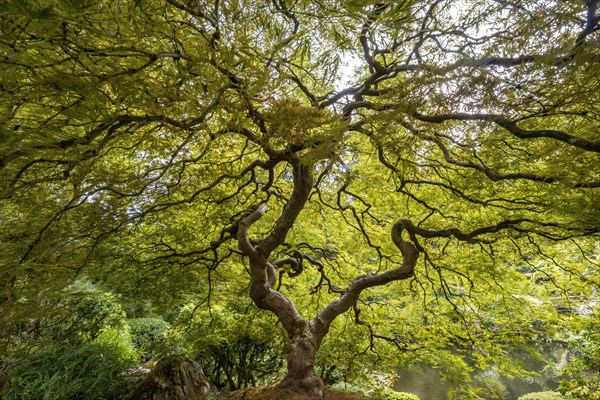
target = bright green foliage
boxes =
[372,388,421,400]
[561,377,600,400]
[71,290,128,340]
[1,0,599,397]
[315,316,373,385]
[0,289,135,399]
[517,391,565,400]
[566,310,600,373]
[560,307,600,399]
[2,332,137,400]
[0,288,127,355]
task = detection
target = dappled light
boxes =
[1,0,599,399]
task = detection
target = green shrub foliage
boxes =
[560,377,600,400]
[1,289,135,399]
[560,308,600,399]
[198,334,283,390]
[373,387,421,400]
[517,391,565,400]
[71,291,128,340]
[1,289,127,349]
[2,339,135,400]
[128,317,170,362]
[173,302,285,390]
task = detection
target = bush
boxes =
[517,391,564,400]
[197,334,283,390]
[128,317,170,362]
[560,377,600,399]
[560,308,600,399]
[372,387,421,400]
[0,290,127,348]
[385,393,421,400]
[2,336,136,400]
[71,291,127,340]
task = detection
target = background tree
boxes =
[1,0,599,397]
[172,300,285,390]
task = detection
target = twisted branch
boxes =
[311,220,419,341]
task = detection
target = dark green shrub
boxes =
[2,336,136,400]
[71,291,127,340]
[128,317,170,362]
[1,290,127,347]
[173,303,285,390]
[197,335,283,390]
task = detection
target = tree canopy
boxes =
[1,0,599,397]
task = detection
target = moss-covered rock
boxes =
[125,355,210,400]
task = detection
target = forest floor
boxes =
[221,386,369,400]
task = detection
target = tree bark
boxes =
[278,324,324,397]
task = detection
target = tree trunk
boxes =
[234,159,418,398]
[278,329,324,398]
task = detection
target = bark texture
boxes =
[278,324,324,397]
[124,355,210,400]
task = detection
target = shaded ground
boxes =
[221,386,369,400]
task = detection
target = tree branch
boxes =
[413,112,600,153]
[236,204,268,261]
[311,220,419,341]
[257,159,314,257]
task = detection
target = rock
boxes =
[124,355,210,400]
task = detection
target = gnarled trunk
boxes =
[236,159,327,396]
[278,329,324,398]
[235,157,419,398]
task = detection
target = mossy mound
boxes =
[517,392,564,400]
[221,386,369,400]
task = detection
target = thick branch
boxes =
[234,158,316,338]
[392,218,597,244]
[395,217,526,243]
[257,160,314,257]
[575,0,600,47]
[236,204,268,261]
[413,112,600,153]
[235,202,305,337]
[311,221,419,341]
[359,3,388,72]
